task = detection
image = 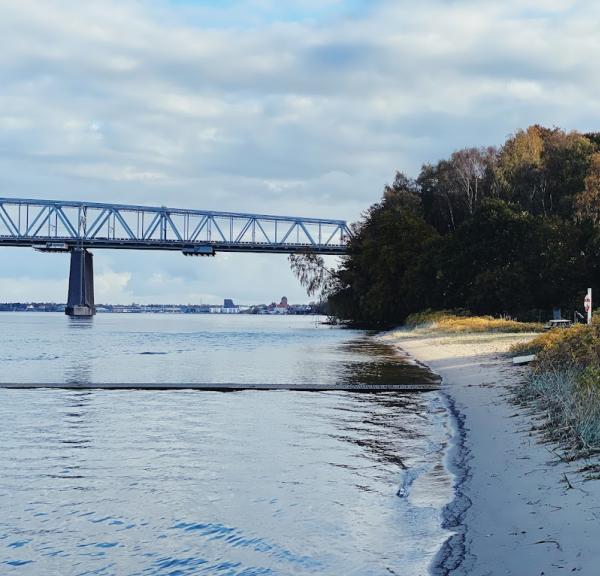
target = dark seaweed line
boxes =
[431,391,474,576]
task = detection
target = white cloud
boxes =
[95,270,134,302]
[0,276,67,302]
[1,0,599,302]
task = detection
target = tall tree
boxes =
[496,126,595,217]
[329,200,439,326]
[418,147,496,234]
[575,152,600,225]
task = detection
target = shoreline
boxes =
[386,329,600,575]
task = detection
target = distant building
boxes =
[275,296,289,314]
[210,298,241,314]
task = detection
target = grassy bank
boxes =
[511,320,600,458]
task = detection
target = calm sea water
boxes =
[0,313,454,575]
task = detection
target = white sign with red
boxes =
[585,289,592,324]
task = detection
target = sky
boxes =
[1,0,599,304]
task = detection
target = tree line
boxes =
[292,125,600,327]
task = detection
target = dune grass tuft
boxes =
[510,320,600,366]
[516,367,600,455]
[512,319,600,456]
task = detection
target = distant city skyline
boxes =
[0,296,321,316]
[0,295,314,307]
[2,0,599,303]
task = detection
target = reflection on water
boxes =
[342,337,440,387]
[0,313,453,575]
[65,361,93,386]
[65,318,94,384]
[68,316,94,328]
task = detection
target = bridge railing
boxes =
[0,198,351,254]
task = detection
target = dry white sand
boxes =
[385,329,600,576]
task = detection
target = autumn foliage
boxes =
[321,125,600,327]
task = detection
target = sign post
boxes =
[584,288,592,324]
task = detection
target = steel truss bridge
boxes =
[0,197,350,254]
[0,197,351,316]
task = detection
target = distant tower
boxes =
[279,296,289,308]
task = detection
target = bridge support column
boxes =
[65,248,96,317]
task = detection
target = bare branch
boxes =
[288,252,333,297]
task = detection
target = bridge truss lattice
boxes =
[0,197,351,255]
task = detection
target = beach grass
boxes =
[515,368,600,456]
[405,310,543,334]
[511,319,600,456]
[510,320,600,366]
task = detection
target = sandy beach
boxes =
[386,329,600,576]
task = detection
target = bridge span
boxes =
[0,197,351,317]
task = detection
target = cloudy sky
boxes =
[1,0,599,304]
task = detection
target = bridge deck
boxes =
[0,382,440,392]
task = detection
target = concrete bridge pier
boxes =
[65,248,96,317]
